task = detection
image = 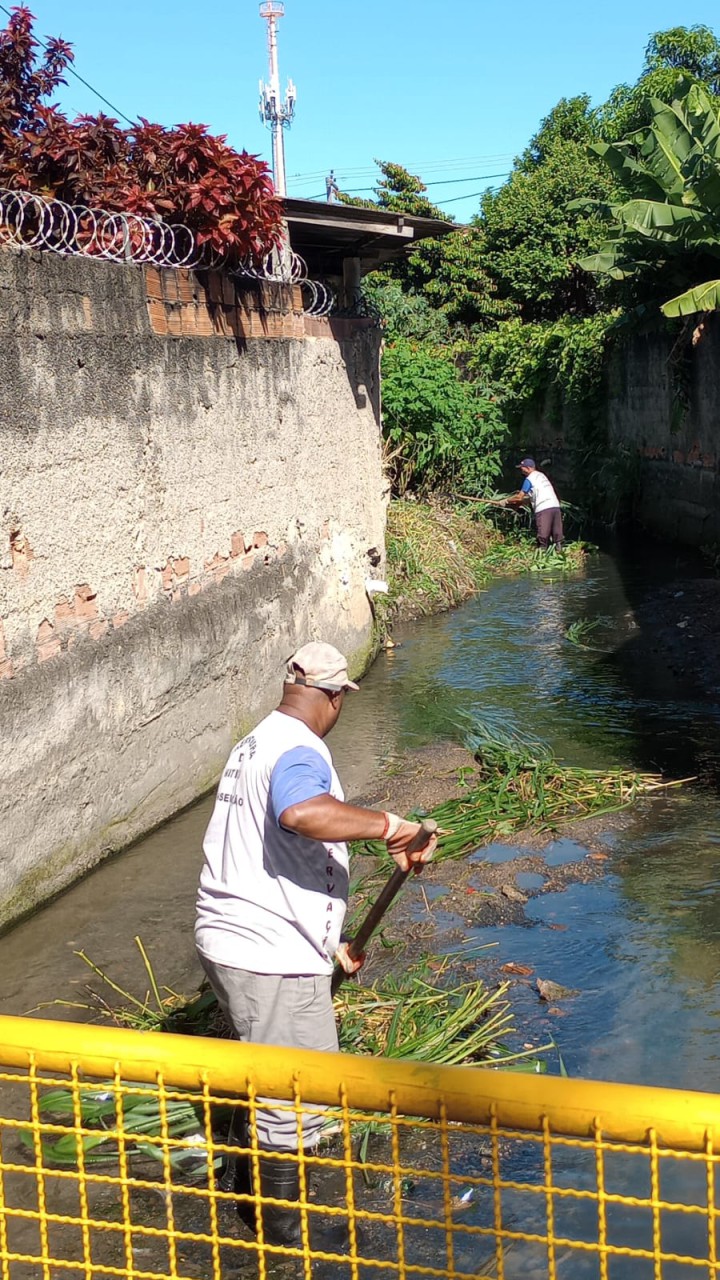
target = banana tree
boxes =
[574,79,720,316]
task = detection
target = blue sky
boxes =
[8,0,720,218]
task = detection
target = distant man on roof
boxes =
[194,641,436,1251]
[505,458,564,550]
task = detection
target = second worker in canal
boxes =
[194,640,437,1252]
[505,457,565,550]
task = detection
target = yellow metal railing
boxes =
[0,1013,719,1279]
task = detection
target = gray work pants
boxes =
[198,955,338,1150]
[535,507,564,550]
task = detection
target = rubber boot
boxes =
[216,1108,243,1193]
[216,1108,258,1233]
[256,1149,354,1255]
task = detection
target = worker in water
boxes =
[505,457,564,550]
[194,641,436,1252]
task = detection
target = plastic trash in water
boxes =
[450,1186,476,1214]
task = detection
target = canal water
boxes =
[2,540,720,1082]
[1,540,719,1277]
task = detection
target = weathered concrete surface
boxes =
[604,323,720,544]
[518,318,720,545]
[0,246,386,927]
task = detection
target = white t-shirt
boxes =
[521,470,560,514]
[195,711,349,976]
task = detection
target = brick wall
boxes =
[144,268,306,340]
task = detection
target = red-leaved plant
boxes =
[0,7,283,261]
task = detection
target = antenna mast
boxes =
[259,2,296,197]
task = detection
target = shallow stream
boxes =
[1,540,719,1277]
[2,540,720,1083]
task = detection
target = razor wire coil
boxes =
[0,188,335,313]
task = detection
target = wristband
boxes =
[382,812,402,841]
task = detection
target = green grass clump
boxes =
[381,499,587,627]
[382,499,498,620]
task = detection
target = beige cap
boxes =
[285,642,360,692]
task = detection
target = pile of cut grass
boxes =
[335,956,539,1070]
[478,535,586,577]
[44,942,534,1082]
[347,720,683,916]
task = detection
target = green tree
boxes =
[339,160,447,219]
[342,160,502,332]
[381,340,507,495]
[518,94,600,171]
[601,25,720,139]
[363,278,453,343]
[402,226,508,330]
[478,98,616,321]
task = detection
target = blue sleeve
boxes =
[521,477,532,494]
[270,747,332,826]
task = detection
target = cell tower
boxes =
[258,2,296,197]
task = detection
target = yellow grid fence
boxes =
[0,1013,719,1279]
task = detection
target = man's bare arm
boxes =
[279,795,437,870]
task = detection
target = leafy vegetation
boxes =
[345,25,720,516]
[339,159,446,221]
[578,79,720,317]
[600,25,720,139]
[17,1083,215,1173]
[381,499,499,620]
[0,7,282,259]
[381,340,506,495]
[477,96,616,323]
[466,311,619,426]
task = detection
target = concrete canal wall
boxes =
[521,317,720,545]
[0,246,385,927]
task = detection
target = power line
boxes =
[299,170,510,202]
[440,188,497,205]
[288,154,515,183]
[0,2,135,125]
[364,170,510,191]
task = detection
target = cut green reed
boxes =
[349,719,686,884]
[335,956,543,1071]
[477,534,587,577]
[565,616,612,649]
[43,936,541,1079]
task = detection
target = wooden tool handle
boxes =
[331,818,438,995]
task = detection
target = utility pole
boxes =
[258,2,296,197]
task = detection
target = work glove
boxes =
[335,941,366,974]
[383,814,437,874]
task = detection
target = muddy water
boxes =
[1,542,719,1278]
